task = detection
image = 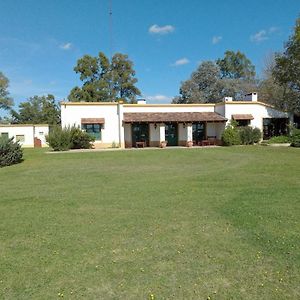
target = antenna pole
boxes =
[109,0,113,59]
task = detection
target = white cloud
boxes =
[250,30,268,42]
[149,24,175,35]
[59,42,72,50]
[171,57,190,66]
[250,27,280,43]
[146,95,172,102]
[212,36,222,45]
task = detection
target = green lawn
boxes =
[0,146,299,299]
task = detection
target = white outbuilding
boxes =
[0,124,49,148]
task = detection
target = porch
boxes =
[123,112,227,148]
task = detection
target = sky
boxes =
[0,0,300,112]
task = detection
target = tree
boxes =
[0,72,13,111]
[258,53,286,109]
[216,50,256,80]
[11,94,60,125]
[68,52,141,103]
[272,17,300,113]
[173,51,257,104]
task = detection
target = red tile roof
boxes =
[123,112,227,123]
[232,114,254,120]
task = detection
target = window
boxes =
[16,135,25,142]
[1,132,9,139]
[81,124,102,140]
[39,131,44,135]
[263,118,289,139]
[236,120,250,127]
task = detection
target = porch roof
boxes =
[81,118,105,124]
[232,114,254,120]
[123,112,227,123]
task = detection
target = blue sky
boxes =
[0,0,300,111]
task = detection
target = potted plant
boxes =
[186,140,193,147]
[160,141,167,148]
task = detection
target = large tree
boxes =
[216,50,256,80]
[11,94,60,125]
[0,72,13,111]
[68,52,141,103]
[272,17,300,113]
[173,51,257,104]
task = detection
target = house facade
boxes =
[0,124,49,148]
[61,93,291,148]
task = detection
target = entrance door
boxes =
[192,122,206,144]
[132,123,149,146]
[165,123,178,146]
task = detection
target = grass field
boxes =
[0,146,299,299]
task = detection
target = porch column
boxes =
[117,101,125,148]
[187,123,193,142]
[159,123,165,142]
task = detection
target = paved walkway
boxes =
[46,145,219,154]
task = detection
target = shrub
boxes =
[222,122,241,146]
[46,126,72,151]
[290,128,300,147]
[267,135,291,144]
[0,136,23,167]
[239,126,262,145]
[70,127,95,149]
[46,126,95,151]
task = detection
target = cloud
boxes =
[212,36,222,45]
[59,42,72,50]
[171,57,190,66]
[149,24,175,35]
[250,27,280,43]
[146,95,172,102]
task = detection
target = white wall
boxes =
[0,125,49,147]
[61,103,120,146]
[224,102,289,130]
[124,104,215,113]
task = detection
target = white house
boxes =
[0,124,49,148]
[61,93,291,148]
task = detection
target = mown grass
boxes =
[0,146,299,299]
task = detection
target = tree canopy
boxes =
[272,17,300,113]
[11,94,60,125]
[173,51,257,104]
[68,52,141,103]
[216,50,256,80]
[0,72,13,111]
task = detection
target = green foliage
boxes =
[221,122,241,146]
[238,126,262,145]
[216,50,256,80]
[0,136,23,167]
[11,94,60,125]
[267,135,291,144]
[0,72,13,111]
[70,127,95,149]
[46,126,72,151]
[290,128,300,147]
[273,17,300,113]
[68,52,141,103]
[46,126,94,151]
[173,51,257,104]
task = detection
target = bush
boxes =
[290,128,300,147]
[46,126,95,151]
[70,127,95,149]
[46,126,72,151]
[0,136,23,167]
[222,123,241,146]
[239,126,261,145]
[267,135,291,144]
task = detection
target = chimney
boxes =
[224,97,233,102]
[244,92,258,102]
[137,99,146,105]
